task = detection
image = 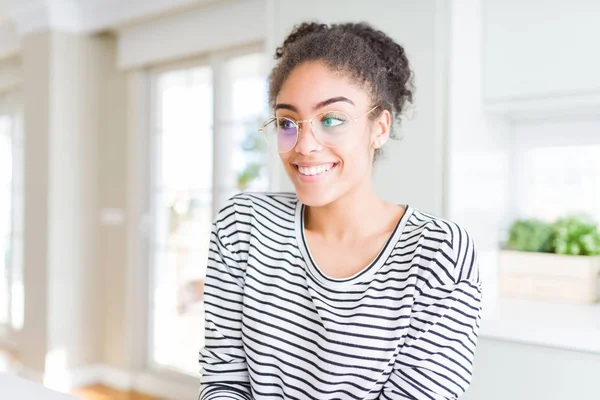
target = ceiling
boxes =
[0,0,222,35]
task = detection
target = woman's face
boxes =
[275,61,390,207]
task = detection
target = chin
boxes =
[296,192,327,207]
[293,186,338,207]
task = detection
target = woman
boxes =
[200,21,482,400]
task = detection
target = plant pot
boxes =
[498,250,600,304]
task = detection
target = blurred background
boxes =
[0,0,599,399]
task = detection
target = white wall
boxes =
[447,0,512,254]
[97,36,130,371]
[268,0,450,215]
[117,0,267,70]
[0,22,19,59]
[46,30,104,375]
[20,31,51,375]
[18,31,115,386]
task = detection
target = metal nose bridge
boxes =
[296,118,312,125]
[294,118,314,133]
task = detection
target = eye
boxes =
[277,118,296,130]
[320,112,347,129]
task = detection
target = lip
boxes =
[292,162,337,167]
[292,162,339,183]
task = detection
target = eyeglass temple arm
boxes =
[349,105,380,122]
[258,117,278,132]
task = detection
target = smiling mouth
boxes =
[294,162,338,176]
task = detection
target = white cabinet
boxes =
[463,338,600,400]
[482,0,600,119]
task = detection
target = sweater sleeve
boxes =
[381,223,483,399]
[199,196,252,400]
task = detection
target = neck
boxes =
[304,184,387,242]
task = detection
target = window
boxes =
[519,145,600,222]
[147,51,269,375]
[0,90,24,333]
[513,118,600,223]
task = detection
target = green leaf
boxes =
[551,215,600,256]
[507,219,554,252]
[236,162,262,191]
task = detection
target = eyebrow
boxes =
[275,96,355,112]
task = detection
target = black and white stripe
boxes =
[199,192,482,400]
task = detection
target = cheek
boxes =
[278,152,293,166]
[338,131,372,165]
[337,141,373,176]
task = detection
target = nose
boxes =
[294,122,321,155]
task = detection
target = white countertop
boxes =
[0,373,77,400]
[475,250,600,353]
[479,295,600,353]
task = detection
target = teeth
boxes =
[297,163,334,176]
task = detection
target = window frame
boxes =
[142,43,271,378]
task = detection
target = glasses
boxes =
[258,106,379,153]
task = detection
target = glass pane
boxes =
[11,191,23,234]
[0,238,9,325]
[10,237,23,331]
[0,183,10,238]
[150,65,214,375]
[154,127,214,192]
[11,143,23,189]
[520,145,600,222]
[0,135,12,241]
[158,68,213,135]
[151,189,212,249]
[0,115,11,137]
[154,67,213,192]
[0,133,12,187]
[227,53,270,192]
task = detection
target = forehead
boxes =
[276,61,370,110]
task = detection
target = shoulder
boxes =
[214,191,298,228]
[403,206,479,285]
[406,207,475,255]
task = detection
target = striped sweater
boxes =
[199,192,482,400]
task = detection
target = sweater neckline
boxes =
[294,199,413,288]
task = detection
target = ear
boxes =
[370,108,391,149]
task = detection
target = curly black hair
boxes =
[269,21,415,158]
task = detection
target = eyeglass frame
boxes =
[258,105,380,153]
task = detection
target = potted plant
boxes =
[498,215,600,303]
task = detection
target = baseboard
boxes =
[15,363,105,392]
[15,366,44,385]
[134,370,199,400]
[64,364,108,390]
[97,364,135,391]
